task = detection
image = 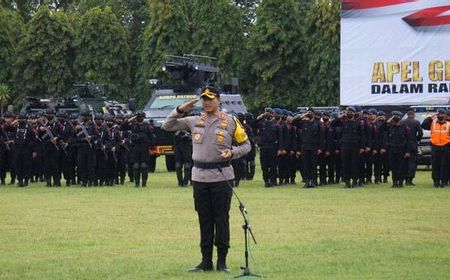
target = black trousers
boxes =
[373,152,389,179]
[193,181,232,250]
[341,148,360,181]
[318,153,332,183]
[301,148,317,181]
[431,148,449,182]
[389,151,407,182]
[77,145,96,184]
[259,145,277,183]
[15,146,32,180]
[44,144,61,180]
[406,152,418,180]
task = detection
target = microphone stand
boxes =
[217,165,261,278]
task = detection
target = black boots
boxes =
[216,248,229,273]
[189,247,228,273]
[176,168,183,187]
[189,247,213,272]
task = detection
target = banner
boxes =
[340,0,450,105]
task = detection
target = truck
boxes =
[142,54,247,171]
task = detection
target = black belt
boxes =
[193,161,230,169]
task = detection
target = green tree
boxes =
[191,0,244,80]
[245,0,304,110]
[14,6,74,98]
[74,6,130,99]
[136,0,192,102]
[232,0,259,35]
[0,6,23,88]
[0,83,11,116]
[303,0,340,106]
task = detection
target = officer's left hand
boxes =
[359,148,365,154]
[220,149,232,160]
[404,153,410,158]
[365,147,371,153]
[32,152,37,159]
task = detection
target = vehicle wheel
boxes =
[165,155,176,172]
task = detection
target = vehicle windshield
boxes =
[144,94,201,110]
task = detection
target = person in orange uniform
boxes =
[421,109,450,188]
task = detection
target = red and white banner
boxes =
[340,0,450,105]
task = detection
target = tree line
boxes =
[0,0,340,111]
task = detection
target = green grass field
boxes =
[1,160,449,280]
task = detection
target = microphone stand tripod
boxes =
[217,166,261,278]
[235,200,261,278]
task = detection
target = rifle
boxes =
[39,120,60,151]
[77,125,92,148]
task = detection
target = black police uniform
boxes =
[76,117,98,186]
[174,130,192,187]
[258,117,282,187]
[372,119,390,183]
[384,118,414,187]
[59,117,76,186]
[2,121,17,184]
[298,117,324,187]
[130,115,155,187]
[14,118,35,187]
[38,116,64,187]
[400,117,423,185]
[333,114,365,188]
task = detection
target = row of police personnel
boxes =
[254,107,450,188]
[0,110,155,187]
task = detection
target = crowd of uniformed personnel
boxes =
[1,106,449,190]
[0,110,156,188]
[252,106,450,189]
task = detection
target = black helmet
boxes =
[57,111,67,118]
[136,111,146,118]
[18,113,27,120]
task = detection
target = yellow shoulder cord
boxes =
[232,116,248,144]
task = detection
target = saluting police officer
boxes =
[332,107,366,188]
[401,108,423,186]
[162,86,251,273]
[256,108,282,187]
[384,111,415,188]
[297,108,324,188]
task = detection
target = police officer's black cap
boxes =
[377,111,386,116]
[70,113,78,119]
[136,111,146,117]
[368,108,378,115]
[18,113,27,120]
[80,111,91,117]
[322,112,330,117]
[265,108,274,113]
[306,107,315,113]
[392,111,402,116]
[346,106,355,112]
[200,86,220,99]
[437,108,446,114]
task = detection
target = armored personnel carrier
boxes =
[143,54,247,171]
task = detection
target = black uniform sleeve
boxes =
[421,117,432,130]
